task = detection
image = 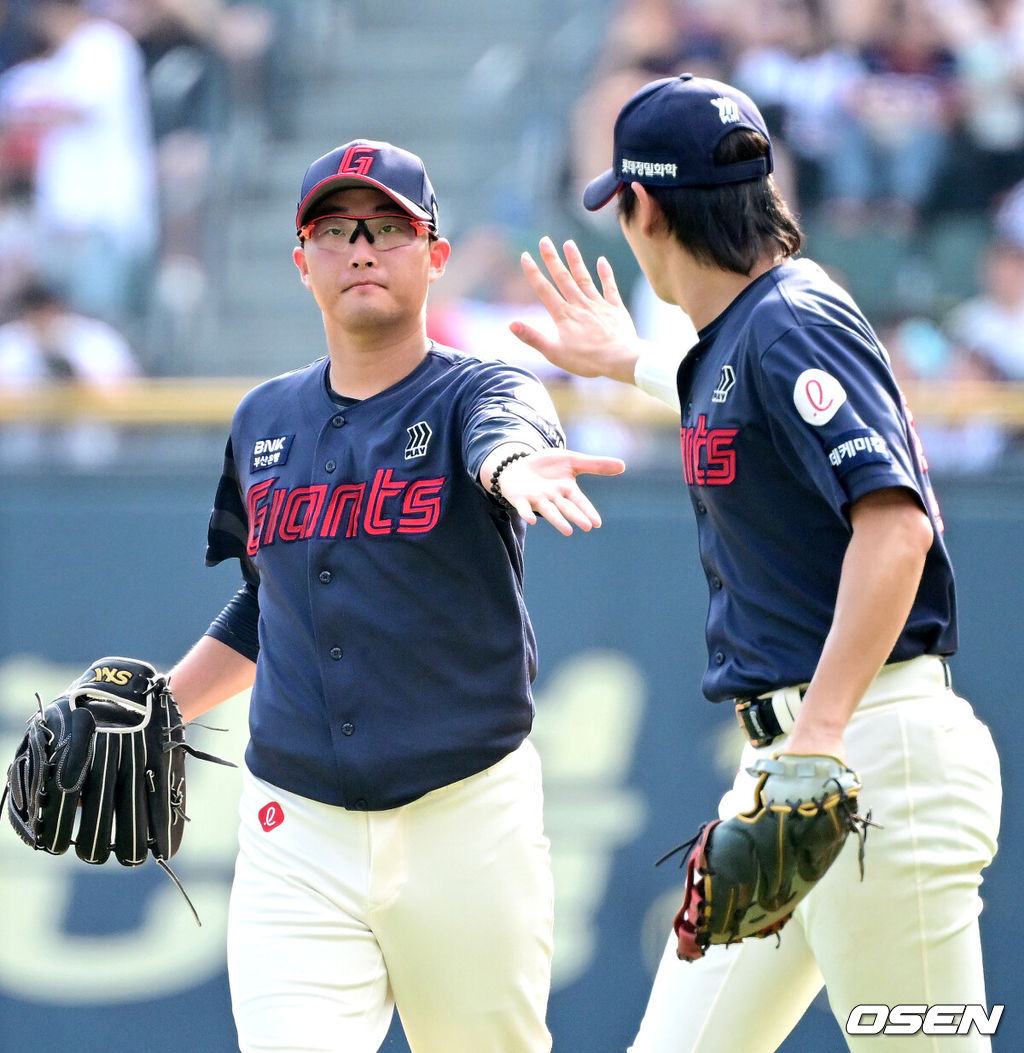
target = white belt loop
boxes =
[768,685,803,735]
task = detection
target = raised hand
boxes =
[510,238,641,384]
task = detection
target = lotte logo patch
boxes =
[258,802,285,832]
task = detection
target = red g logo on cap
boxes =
[258,801,284,832]
[338,145,377,177]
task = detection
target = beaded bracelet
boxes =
[489,450,532,509]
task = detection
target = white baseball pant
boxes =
[227,740,554,1053]
[630,655,1002,1052]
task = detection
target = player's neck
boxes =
[674,252,783,331]
[324,325,431,400]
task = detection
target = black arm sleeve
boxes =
[206,581,260,662]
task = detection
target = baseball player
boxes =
[164,139,624,1053]
[511,76,1003,1050]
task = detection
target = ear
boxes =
[427,238,452,284]
[293,245,312,289]
[630,182,665,238]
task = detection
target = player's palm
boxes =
[511,238,640,383]
[499,448,625,536]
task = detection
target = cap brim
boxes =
[582,169,622,212]
[296,175,432,229]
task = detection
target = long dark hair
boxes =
[617,129,803,275]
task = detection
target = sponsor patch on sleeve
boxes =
[251,434,294,471]
[826,428,891,477]
[794,368,847,425]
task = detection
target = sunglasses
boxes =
[298,213,433,251]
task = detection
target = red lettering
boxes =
[805,378,833,413]
[364,468,408,535]
[320,483,365,539]
[245,472,446,550]
[338,144,377,176]
[680,415,738,487]
[246,477,275,557]
[705,430,738,484]
[399,478,444,533]
[680,427,695,485]
[691,417,710,485]
[278,485,328,541]
[261,487,287,547]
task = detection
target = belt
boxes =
[734,656,953,748]
[735,685,806,748]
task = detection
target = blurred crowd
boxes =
[436,0,1024,469]
[0,0,296,378]
[3,0,1024,471]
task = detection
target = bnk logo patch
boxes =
[251,434,294,472]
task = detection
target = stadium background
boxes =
[1,1,1022,1050]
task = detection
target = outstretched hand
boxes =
[495,447,625,536]
[510,237,642,385]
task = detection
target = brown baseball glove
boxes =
[658,753,874,960]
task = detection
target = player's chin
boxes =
[334,300,401,330]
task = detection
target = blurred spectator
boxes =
[564,0,731,223]
[98,0,230,356]
[0,0,159,331]
[0,278,143,467]
[731,0,863,213]
[944,233,1024,381]
[0,278,142,384]
[428,224,569,386]
[821,0,959,232]
[882,313,1008,471]
[556,2,738,300]
[216,1,294,142]
[0,0,42,76]
[993,167,1024,244]
[930,0,1024,213]
[0,159,36,317]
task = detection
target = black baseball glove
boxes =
[658,753,874,960]
[3,656,234,922]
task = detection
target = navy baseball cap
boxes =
[583,74,774,212]
[295,139,439,233]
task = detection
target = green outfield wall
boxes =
[0,465,1018,1052]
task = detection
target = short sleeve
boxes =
[758,325,923,511]
[205,435,260,586]
[462,362,566,480]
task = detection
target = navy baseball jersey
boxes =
[204,343,564,809]
[676,258,957,702]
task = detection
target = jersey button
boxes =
[714,651,726,665]
[354,799,368,811]
[695,500,707,515]
[319,570,332,584]
[710,574,722,589]
[341,722,354,736]
[325,459,337,473]
[331,415,346,428]
[329,646,343,660]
